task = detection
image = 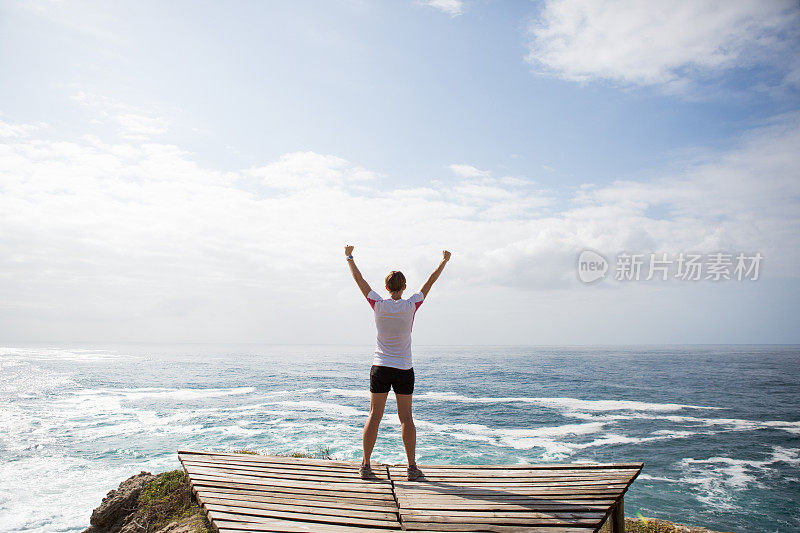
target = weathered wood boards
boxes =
[387,463,642,532]
[178,450,642,533]
[178,449,401,532]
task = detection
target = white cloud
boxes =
[70,91,171,140]
[0,106,798,342]
[418,0,463,17]
[114,113,169,139]
[0,117,43,138]
[448,163,489,178]
[247,151,380,190]
[526,0,800,91]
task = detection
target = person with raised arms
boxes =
[345,245,451,480]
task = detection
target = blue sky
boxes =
[1,0,799,343]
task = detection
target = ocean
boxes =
[0,344,798,532]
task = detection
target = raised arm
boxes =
[345,245,372,298]
[420,250,451,298]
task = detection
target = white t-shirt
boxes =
[366,289,424,370]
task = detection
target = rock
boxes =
[149,513,209,533]
[83,471,156,533]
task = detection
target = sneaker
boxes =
[406,464,423,481]
[359,463,378,480]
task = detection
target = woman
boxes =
[345,245,451,480]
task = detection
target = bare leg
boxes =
[362,392,388,466]
[396,393,416,466]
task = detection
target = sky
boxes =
[1,0,799,344]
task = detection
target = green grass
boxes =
[233,446,333,460]
[138,470,213,533]
[625,519,681,533]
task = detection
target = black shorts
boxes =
[370,365,414,394]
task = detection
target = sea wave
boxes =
[68,386,256,400]
[677,446,800,510]
[324,388,720,411]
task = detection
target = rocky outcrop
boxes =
[84,472,156,533]
[82,470,211,533]
[596,515,727,533]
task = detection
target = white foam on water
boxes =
[677,446,800,510]
[414,391,720,411]
[328,389,721,412]
[324,389,800,444]
[196,424,266,437]
[0,360,78,398]
[500,422,607,439]
[0,454,173,532]
[0,346,124,362]
[323,388,369,399]
[267,400,365,418]
[565,411,800,436]
[69,386,256,401]
[502,429,702,460]
[648,414,800,435]
[637,473,682,482]
[649,429,697,438]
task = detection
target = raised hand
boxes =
[442,250,451,262]
[345,245,354,256]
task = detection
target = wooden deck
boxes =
[178,450,642,532]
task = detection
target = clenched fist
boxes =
[443,250,451,261]
[345,245,354,256]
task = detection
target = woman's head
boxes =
[385,271,406,293]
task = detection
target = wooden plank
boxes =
[400,509,605,520]
[200,495,398,521]
[394,488,623,497]
[394,484,626,494]
[183,462,390,485]
[189,475,393,498]
[181,454,385,474]
[182,457,372,474]
[393,479,631,488]
[393,478,629,486]
[200,490,398,511]
[397,497,616,506]
[393,478,628,490]
[189,478,397,501]
[397,502,612,511]
[388,473,639,482]
[182,457,390,479]
[178,449,369,469]
[389,474,639,483]
[393,484,629,492]
[188,471,394,493]
[388,465,641,472]
[206,505,399,528]
[391,462,642,470]
[395,493,624,499]
[387,467,640,477]
[397,494,616,503]
[213,517,399,532]
[401,515,600,526]
[179,452,365,468]
[183,463,388,485]
[403,522,596,533]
